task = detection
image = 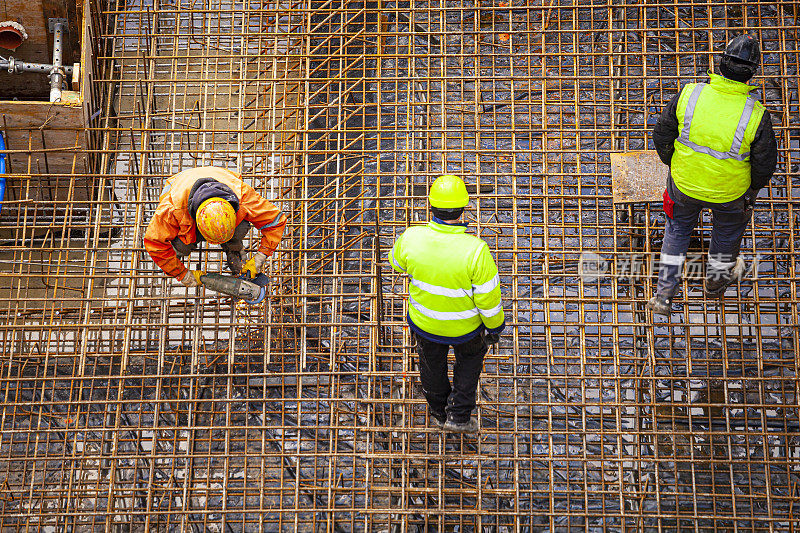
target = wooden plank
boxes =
[611,150,668,204]
[0,100,85,154]
[0,0,102,240]
[79,0,93,128]
[0,99,90,238]
[0,100,88,172]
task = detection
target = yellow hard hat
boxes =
[429,175,469,208]
[196,198,237,244]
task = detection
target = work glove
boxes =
[180,270,204,288]
[241,251,268,279]
[484,332,501,345]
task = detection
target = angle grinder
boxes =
[199,272,269,305]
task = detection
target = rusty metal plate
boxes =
[611,150,669,204]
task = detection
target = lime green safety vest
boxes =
[671,72,765,203]
[389,219,504,339]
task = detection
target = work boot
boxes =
[705,257,746,298]
[443,416,479,434]
[646,294,674,316]
[225,250,245,275]
[430,411,446,428]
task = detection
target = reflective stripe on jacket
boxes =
[671,72,765,203]
[389,219,504,341]
[144,166,286,279]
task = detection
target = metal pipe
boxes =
[0,57,73,76]
[49,22,65,102]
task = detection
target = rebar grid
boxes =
[0,0,798,530]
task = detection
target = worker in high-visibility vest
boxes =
[389,175,505,434]
[144,166,286,287]
[647,35,778,315]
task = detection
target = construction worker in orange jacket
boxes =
[144,166,286,287]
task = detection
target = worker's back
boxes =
[159,166,245,211]
[391,219,503,339]
[144,166,285,280]
[671,72,765,203]
[390,174,504,434]
[647,34,778,315]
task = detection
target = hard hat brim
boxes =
[430,197,469,208]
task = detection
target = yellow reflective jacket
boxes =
[389,218,505,342]
[671,72,765,202]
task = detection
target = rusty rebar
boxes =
[0,0,797,531]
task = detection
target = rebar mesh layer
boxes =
[0,0,799,530]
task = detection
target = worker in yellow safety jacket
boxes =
[144,166,286,287]
[389,175,505,434]
[647,35,777,315]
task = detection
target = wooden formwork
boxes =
[0,0,109,312]
[0,0,105,242]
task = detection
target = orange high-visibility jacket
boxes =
[144,166,286,279]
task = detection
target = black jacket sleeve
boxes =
[651,92,682,166]
[748,110,778,191]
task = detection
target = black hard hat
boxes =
[722,34,761,67]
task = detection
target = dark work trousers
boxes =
[171,220,253,274]
[413,332,488,423]
[656,175,752,298]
